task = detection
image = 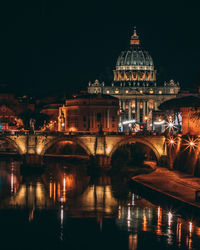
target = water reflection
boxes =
[0,157,200,249]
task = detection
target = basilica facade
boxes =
[88,28,180,131]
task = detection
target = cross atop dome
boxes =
[130,26,140,45]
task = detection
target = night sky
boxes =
[0,1,200,96]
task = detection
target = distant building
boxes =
[0,84,34,130]
[88,28,180,131]
[58,94,119,132]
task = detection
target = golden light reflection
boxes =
[53,182,56,201]
[196,226,200,236]
[176,219,182,247]
[186,235,192,250]
[142,214,147,232]
[118,205,121,220]
[11,172,14,193]
[129,234,138,250]
[156,206,162,235]
[49,182,53,198]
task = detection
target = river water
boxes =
[1,157,200,250]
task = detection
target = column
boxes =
[154,101,158,110]
[136,100,140,123]
[143,100,146,119]
[128,101,132,120]
[122,100,126,111]
[146,100,149,115]
[119,100,122,109]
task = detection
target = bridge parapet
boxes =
[0,133,167,165]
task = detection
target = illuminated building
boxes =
[88,28,180,131]
[159,95,200,135]
[0,84,34,130]
[58,94,119,132]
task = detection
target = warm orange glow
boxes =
[59,140,74,145]
[183,137,198,151]
[156,206,162,235]
[143,214,147,231]
[49,182,52,198]
[118,205,121,219]
[69,127,77,132]
[149,90,154,94]
[144,116,148,120]
[176,220,182,247]
[167,137,176,146]
[53,182,56,201]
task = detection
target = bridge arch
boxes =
[0,136,23,154]
[40,137,92,156]
[109,137,161,162]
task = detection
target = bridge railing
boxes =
[0,130,166,137]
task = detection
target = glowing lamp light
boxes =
[37,147,42,154]
[61,123,65,127]
[168,122,174,128]
[183,137,198,150]
[122,119,136,125]
[106,147,110,155]
[144,116,148,120]
[190,141,195,146]
[170,139,174,144]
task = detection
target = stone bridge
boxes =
[0,132,167,165]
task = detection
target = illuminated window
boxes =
[115,89,119,94]
[158,90,162,94]
[139,90,143,94]
[125,90,129,94]
[106,90,110,94]
[149,90,154,94]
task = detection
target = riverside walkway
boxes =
[132,167,200,209]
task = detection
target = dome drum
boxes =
[114,27,156,84]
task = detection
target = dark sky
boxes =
[0,1,200,96]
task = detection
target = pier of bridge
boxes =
[0,132,167,166]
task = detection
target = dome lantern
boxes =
[130,27,140,45]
